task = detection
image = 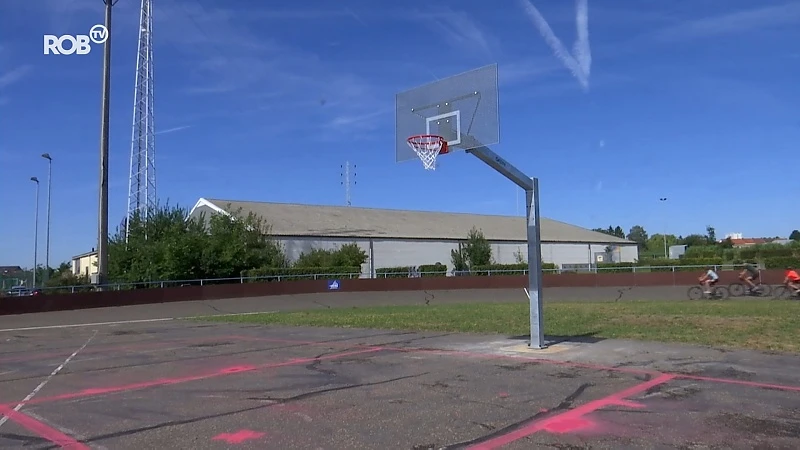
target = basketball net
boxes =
[406,135,448,171]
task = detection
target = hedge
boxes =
[242,266,361,282]
[376,266,415,278]
[739,244,800,260]
[763,257,800,269]
[418,263,447,277]
[469,263,556,276]
[683,246,724,258]
[679,243,800,262]
[597,258,734,273]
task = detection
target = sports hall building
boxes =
[188,198,639,277]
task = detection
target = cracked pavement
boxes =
[0,286,697,329]
[1,318,799,449]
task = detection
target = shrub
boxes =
[293,243,367,268]
[376,266,415,278]
[597,262,634,273]
[243,266,361,282]
[418,263,448,277]
[763,257,800,269]
[683,245,724,258]
[471,263,528,276]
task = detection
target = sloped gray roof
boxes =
[192,198,633,244]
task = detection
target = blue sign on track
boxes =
[327,279,340,290]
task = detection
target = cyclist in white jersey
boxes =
[698,266,719,294]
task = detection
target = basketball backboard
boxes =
[395,64,499,163]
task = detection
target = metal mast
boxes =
[126,0,156,237]
[340,161,356,206]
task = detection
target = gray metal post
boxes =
[42,153,52,283]
[526,178,545,348]
[30,177,40,288]
[466,146,545,349]
[97,0,115,290]
[659,197,668,258]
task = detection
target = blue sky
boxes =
[1,0,799,268]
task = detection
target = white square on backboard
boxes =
[426,110,461,147]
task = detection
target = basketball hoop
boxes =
[406,135,448,170]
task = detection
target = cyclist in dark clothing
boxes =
[739,263,760,293]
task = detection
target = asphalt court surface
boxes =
[0,286,696,330]
[2,318,800,449]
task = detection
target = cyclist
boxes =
[784,267,800,296]
[699,266,719,295]
[738,262,760,294]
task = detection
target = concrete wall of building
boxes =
[277,236,638,275]
[72,254,98,277]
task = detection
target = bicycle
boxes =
[687,283,729,300]
[771,284,800,300]
[728,280,771,297]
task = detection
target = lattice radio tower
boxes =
[126,0,156,237]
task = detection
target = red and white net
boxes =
[406,135,447,171]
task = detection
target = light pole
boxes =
[41,153,52,283]
[659,197,668,258]
[97,0,120,290]
[31,177,40,288]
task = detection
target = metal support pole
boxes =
[42,153,52,283]
[30,177,40,288]
[659,197,668,259]
[467,146,545,349]
[526,178,545,349]
[97,0,115,290]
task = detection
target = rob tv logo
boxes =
[43,24,108,55]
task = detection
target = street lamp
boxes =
[30,177,40,288]
[659,197,668,258]
[41,153,52,283]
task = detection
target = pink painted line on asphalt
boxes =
[0,347,384,409]
[465,374,676,449]
[224,335,800,393]
[0,335,244,364]
[0,405,90,449]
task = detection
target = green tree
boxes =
[450,243,468,272]
[678,234,708,247]
[706,225,717,244]
[790,230,800,241]
[592,225,625,239]
[626,225,648,249]
[463,226,492,267]
[645,234,678,255]
[44,262,89,288]
[200,207,287,279]
[108,203,286,283]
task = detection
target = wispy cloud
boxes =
[343,7,368,27]
[499,58,562,86]
[0,65,32,89]
[156,125,192,136]
[516,0,591,91]
[651,2,800,42]
[421,8,496,60]
[151,2,388,138]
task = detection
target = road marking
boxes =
[0,331,97,430]
[0,318,175,332]
[181,311,277,319]
[0,311,278,332]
